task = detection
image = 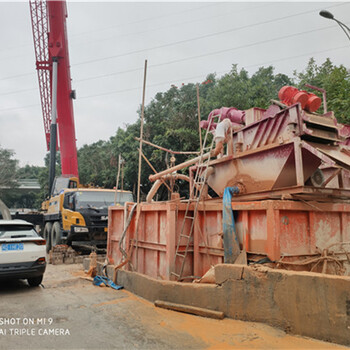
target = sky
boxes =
[0,1,349,167]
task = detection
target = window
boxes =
[0,225,38,238]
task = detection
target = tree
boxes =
[205,64,293,112]
[0,146,48,209]
[294,58,350,123]
[0,146,18,193]
[17,165,43,179]
[78,140,117,188]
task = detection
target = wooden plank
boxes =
[154,300,224,319]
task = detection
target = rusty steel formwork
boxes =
[107,199,350,279]
[107,90,350,280]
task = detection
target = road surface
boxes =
[0,264,344,349]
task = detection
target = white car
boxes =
[0,220,46,286]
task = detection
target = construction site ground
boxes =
[0,263,345,349]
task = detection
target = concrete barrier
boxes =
[115,264,350,346]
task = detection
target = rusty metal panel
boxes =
[312,212,342,249]
[246,210,268,253]
[279,210,311,255]
[194,209,223,277]
[133,207,169,279]
[107,206,125,266]
[107,200,350,280]
[108,203,194,280]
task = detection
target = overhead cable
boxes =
[73,4,347,67]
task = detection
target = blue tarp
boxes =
[223,186,240,263]
[93,275,124,290]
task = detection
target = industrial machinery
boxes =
[107,85,350,280]
[196,86,350,198]
[29,0,132,251]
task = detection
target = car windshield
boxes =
[0,225,38,239]
[75,191,133,209]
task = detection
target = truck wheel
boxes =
[43,222,52,253]
[51,221,62,247]
[27,275,43,287]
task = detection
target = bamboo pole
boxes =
[149,151,211,182]
[114,154,121,205]
[139,148,172,192]
[121,160,124,191]
[197,84,203,154]
[135,59,148,273]
[135,137,199,155]
[154,300,224,319]
[137,60,148,204]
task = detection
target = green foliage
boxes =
[17,165,43,179]
[0,146,47,209]
[0,146,18,191]
[205,65,293,111]
[0,146,19,208]
[2,191,39,209]
[35,152,61,204]
[78,140,117,188]
[15,164,46,209]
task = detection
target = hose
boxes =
[116,203,137,268]
[111,203,138,282]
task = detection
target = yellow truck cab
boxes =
[43,176,133,251]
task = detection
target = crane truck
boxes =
[29,0,132,252]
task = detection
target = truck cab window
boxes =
[63,194,75,210]
[68,180,77,189]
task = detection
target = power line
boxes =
[0,87,37,97]
[0,4,347,83]
[71,3,266,50]
[0,20,337,88]
[74,23,348,85]
[0,1,328,65]
[0,72,34,81]
[0,4,261,65]
[0,41,347,113]
[0,103,38,113]
[0,24,347,99]
[71,3,217,38]
[163,24,345,66]
[77,44,349,100]
[1,9,348,99]
[0,4,218,70]
[0,4,261,66]
[0,3,216,56]
[73,3,347,67]
[243,45,349,70]
[75,67,142,83]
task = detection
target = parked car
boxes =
[0,220,46,286]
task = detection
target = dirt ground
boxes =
[0,263,345,349]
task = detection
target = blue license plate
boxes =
[1,243,24,251]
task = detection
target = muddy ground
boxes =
[0,264,345,349]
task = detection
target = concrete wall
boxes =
[115,264,350,346]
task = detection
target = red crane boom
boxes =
[29,0,79,178]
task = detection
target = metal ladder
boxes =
[171,115,220,281]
